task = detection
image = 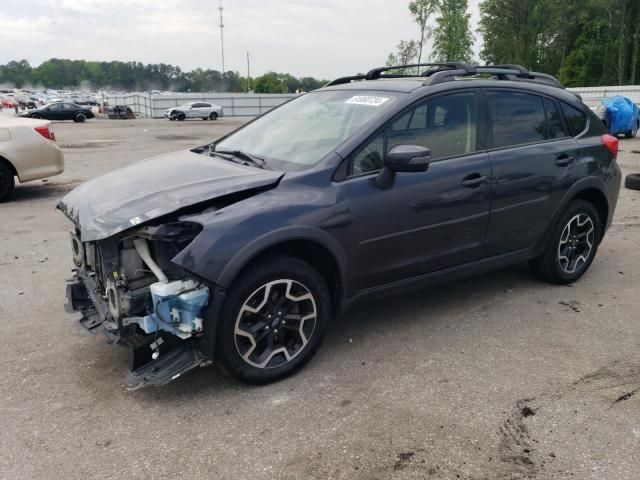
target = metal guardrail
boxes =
[102,93,297,118]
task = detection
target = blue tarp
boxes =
[601,96,640,135]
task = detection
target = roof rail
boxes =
[325,75,367,87]
[429,64,563,88]
[325,62,563,89]
[365,62,475,80]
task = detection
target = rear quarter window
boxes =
[561,103,588,136]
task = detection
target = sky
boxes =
[0,0,482,79]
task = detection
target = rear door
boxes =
[484,89,579,256]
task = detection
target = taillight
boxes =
[34,125,55,141]
[601,134,618,159]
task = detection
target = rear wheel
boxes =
[216,255,330,384]
[625,121,639,138]
[31,113,41,119]
[74,113,86,123]
[177,113,185,121]
[209,112,218,121]
[530,199,601,284]
[0,161,15,202]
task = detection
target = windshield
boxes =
[215,90,402,170]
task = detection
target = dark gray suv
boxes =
[60,63,621,388]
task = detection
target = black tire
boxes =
[0,161,15,202]
[530,199,602,284]
[625,121,639,138]
[74,113,86,123]
[31,113,41,119]
[209,112,218,121]
[625,173,640,191]
[202,117,208,120]
[169,117,175,121]
[177,113,185,121]
[216,255,330,384]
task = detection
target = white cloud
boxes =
[0,0,482,79]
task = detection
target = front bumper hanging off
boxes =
[65,273,226,389]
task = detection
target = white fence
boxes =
[103,93,297,118]
[569,85,640,104]
[103,86,640,119]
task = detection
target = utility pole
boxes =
[219,0,225,73]
[246,51,251,92]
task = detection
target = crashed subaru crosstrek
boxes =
[60,63,621,388]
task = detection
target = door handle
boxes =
[461,174,488,188]
[555,154,576,167]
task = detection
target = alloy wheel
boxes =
[557,213,595,274]
[234,279,317,369]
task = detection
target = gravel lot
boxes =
[1,114,639,480]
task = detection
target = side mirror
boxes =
[376,145,431,189]
[385,145,431,172]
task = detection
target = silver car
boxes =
[165,102,224,121]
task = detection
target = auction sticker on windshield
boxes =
[345,96,390,107]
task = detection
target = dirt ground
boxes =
[1,114,639,480]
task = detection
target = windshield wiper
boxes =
[210,147,268,169]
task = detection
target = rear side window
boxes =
[487,91,547,148]
[561,103,588,136]
[544,98,570,139]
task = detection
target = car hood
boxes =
[58,150,284,241]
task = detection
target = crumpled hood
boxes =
[58,149,283,241]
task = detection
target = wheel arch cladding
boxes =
[221,235,345,318]
[572,187,609,239]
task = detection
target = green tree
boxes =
[409,0,438,65]
[432,0,474,62]
[386,40,420,69]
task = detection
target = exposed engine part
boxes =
[124,279,209,340]
[133,238,168,284]
[71,233,84,268]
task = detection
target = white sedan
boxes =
[0,116,64,201]
[165,102,224,121]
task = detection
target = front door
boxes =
[340,91,492,291]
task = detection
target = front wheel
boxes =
[177,113,185,121]
[216,255,330,384]
[74,113,86,123]
[31,113,42,119]
[530,200,601,284]
[0,161,15,202]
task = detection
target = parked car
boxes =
[0,116,64,201]
[165,102,223,121]
[1,96,18,109]
[19,102,95,123]
[107,105,135,120]
[60,63,621,389]
[594,96,639,138]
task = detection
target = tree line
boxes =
[0,58,328,93]
[389,0,640,87]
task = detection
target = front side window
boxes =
[352,92,478,175]
[487,91,548,148]
[215,90,402,171]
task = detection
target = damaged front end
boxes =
[65,221,222,389]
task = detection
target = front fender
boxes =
[217,225,348,288]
